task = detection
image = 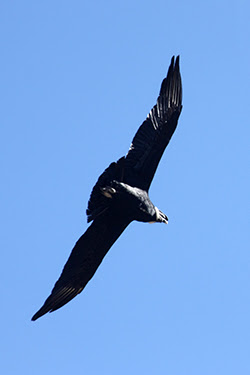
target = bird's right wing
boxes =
[31,211,131,321]
[86,57,182,222]
[124,56,182,191]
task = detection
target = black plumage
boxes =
[31,56,182,321]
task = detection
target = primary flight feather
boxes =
[32,56,182,321]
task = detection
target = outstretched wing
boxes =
[31,211,131,321]
[124,56,182,191]
[86,57,182,222]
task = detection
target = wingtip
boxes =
[31,312,42,321]
[170,55,180,66]
[159,55,182,108]
[171,55,180,71]
[31,285,82,321]
[31,306,50,321]
[168,56,180,73]
[175,55,180,70]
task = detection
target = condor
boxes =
[32,56,182,321]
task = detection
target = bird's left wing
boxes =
[31,211,131,320]
[124,56,182,191]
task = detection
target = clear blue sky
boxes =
[1,1,249,374]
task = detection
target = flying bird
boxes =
[32,56,182,321]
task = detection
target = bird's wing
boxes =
[124,56,182,191]
[31,211,131,320]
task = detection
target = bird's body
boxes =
[32,56,182,321]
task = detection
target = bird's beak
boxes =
[155,207,168,224]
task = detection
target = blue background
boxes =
[1,1,249,374]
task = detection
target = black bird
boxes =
[32,56,182,321]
